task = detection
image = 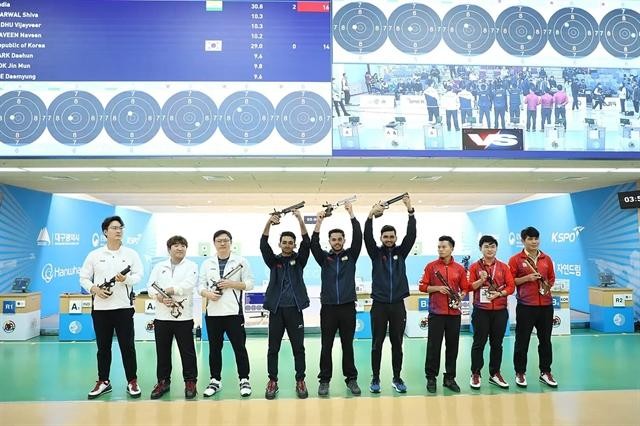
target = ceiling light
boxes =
[0,168,25,172]
[533,168,612,173]
[197,167,284,172]
[110,167,197,172]
[409,175,442,182]
[22,167,111,172]
[370,167,452,172]
[453,167,534,172]
[611,168,640,173]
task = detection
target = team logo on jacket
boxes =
[341,256,348,261]
[290,260,296,266]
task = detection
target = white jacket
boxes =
[199,254,254,316]
[147,258,198,321]
[79,245,143,310]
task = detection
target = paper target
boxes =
[388,3,442,54]
[0,91,47,146]
[333,2,388,54]
[442,4,495,55]
[47,91,104,146]
[161,91,217,146]
[496,6,547,57]
[218,91,274,146]
[104,91,161,146]
[600,8,640,59]
[548,8,599,57]
[274,91,331,146]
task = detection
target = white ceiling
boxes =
[0,157,638,213]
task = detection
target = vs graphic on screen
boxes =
[462,129,524,151]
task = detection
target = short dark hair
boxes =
[328,228,344,239]
[380,225,396,235]
[479,235,498,248]
[167,235,188,250]
[101,215,123,232]
[280,231,296,242]
[213,230,232,241]
[521,226,540,240]
[439,235,455,248]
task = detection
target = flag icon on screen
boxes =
[205,40,223,52]
[206,0,223,11]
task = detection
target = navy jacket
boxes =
[260,234,310,312]
[311,217,362,305]
[364,214,417,304]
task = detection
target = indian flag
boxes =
[206,0,223,11]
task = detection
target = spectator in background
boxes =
[341,73,351,105]
[553,85,568,129]
[508,83,521,125]
[571,79,580,110]
[540,90,553,131]
[424,83,440,123]
[524,88,540,132]
[493,83,508,128]
[459,85,474,125]
[442,86,460,131]
[619,84,628,114]
[593,83,604,110]
[477,83,492,128]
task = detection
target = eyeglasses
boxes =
[214,238,231,244]
[108,226,125,231]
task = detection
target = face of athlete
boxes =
[380,231,396,248]
[214,233,232,258]
[437,241,453,260]
[523,236,539,253]
[480,243,497,262]
[104,220,124,244]
[328,232,345,252]
[169,243,187,263]
[279,236,296,256]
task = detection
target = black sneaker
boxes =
[296,380,308,399]
[426,378,436,394]
[346,379,361,396]
[443,378,461,393]
[265,379,278,400]
[318,382,329,397]
[185,380,197,400]
[150,380,170,399]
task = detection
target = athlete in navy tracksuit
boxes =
[260,209,311,400]
[311,201,362,396]
[364,194,416,394]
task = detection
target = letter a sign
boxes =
[69,300,83,314]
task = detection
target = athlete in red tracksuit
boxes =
[468,235,515,390]
[419,235,470,394]
[508,226,558,388]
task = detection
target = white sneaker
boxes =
[489,372,509,389]
[127,379,141,398]
[470,373,481,389]
[515,373,527,387]
[203,378,221,397]
[88,380,112,399]
[239,378,252,397]
[539,372,558,388]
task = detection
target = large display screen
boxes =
[0,0,638,159]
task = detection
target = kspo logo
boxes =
[551,226,585,243]
[42,263,82,284]
[508,232,524,247]
[557,263,582,277]
[92,233,106,248]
